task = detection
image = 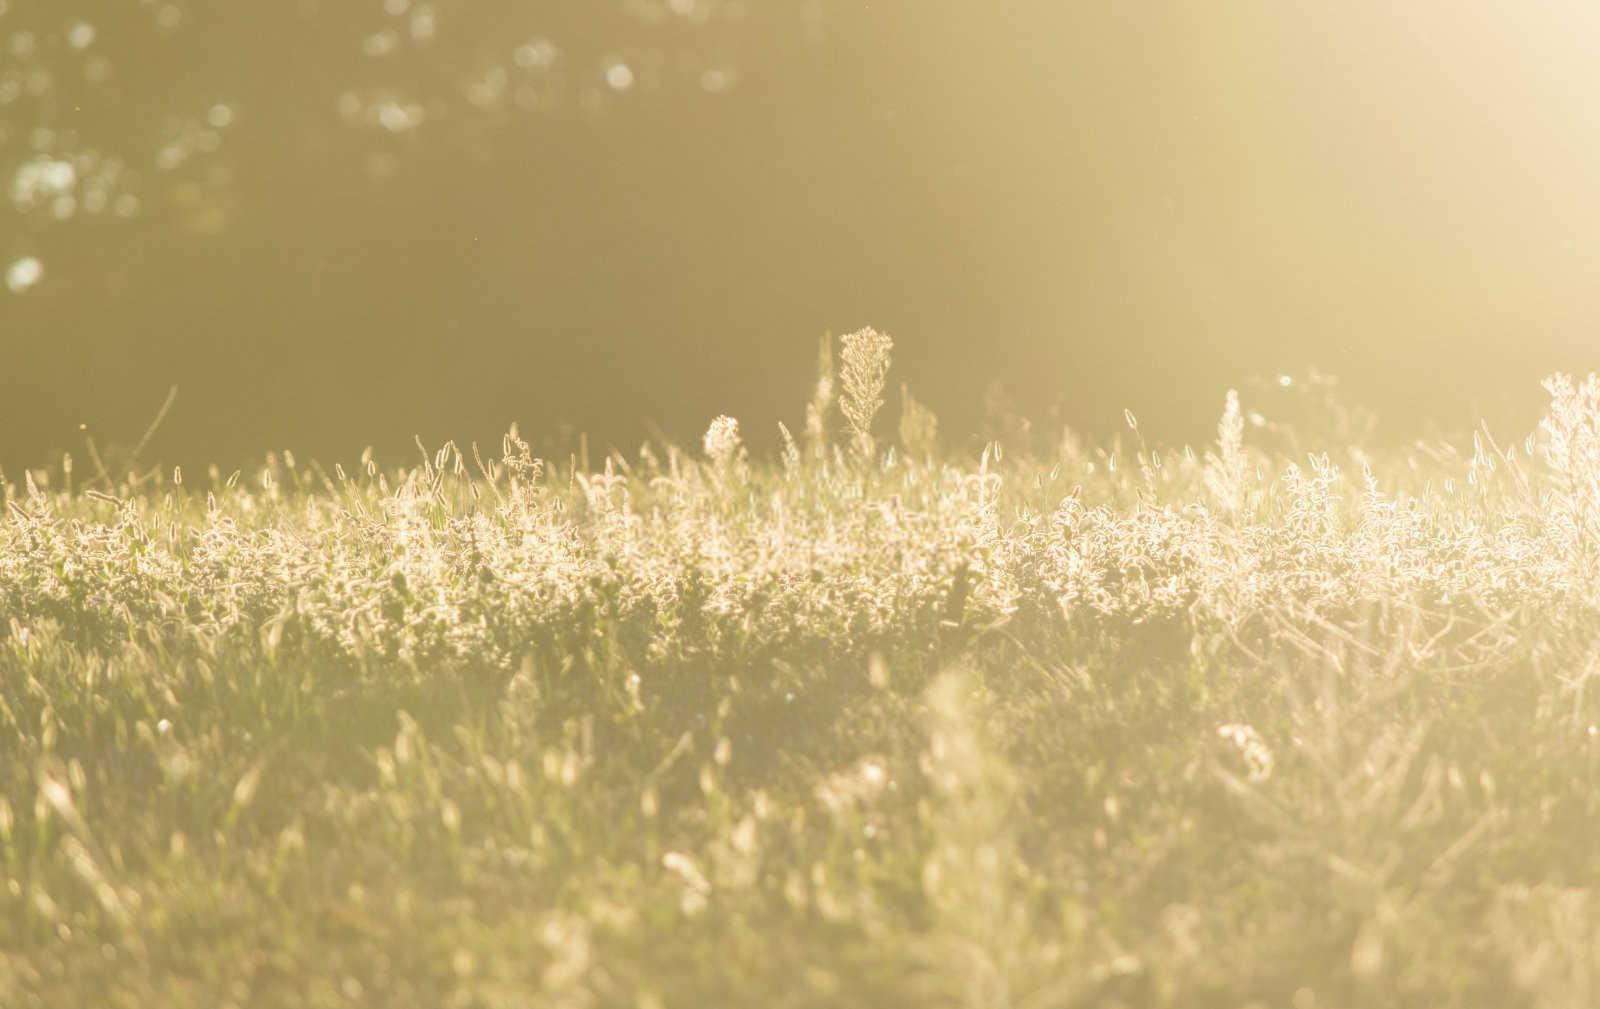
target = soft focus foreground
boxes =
[6,349,1600,1007]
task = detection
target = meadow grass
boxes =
[4,345,1600,1007]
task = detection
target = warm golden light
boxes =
[6,8,1600,1005]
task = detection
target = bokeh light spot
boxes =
[605,62,635,92]
[6,256,43,293]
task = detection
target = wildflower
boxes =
[702,415,742,470]
[1217,723,1273,781]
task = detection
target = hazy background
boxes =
[4,0,1600,470]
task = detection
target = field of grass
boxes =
[6,337,1600,1007]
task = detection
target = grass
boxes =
[4,341,1600,1007]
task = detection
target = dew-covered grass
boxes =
[6,342,1600,1007]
